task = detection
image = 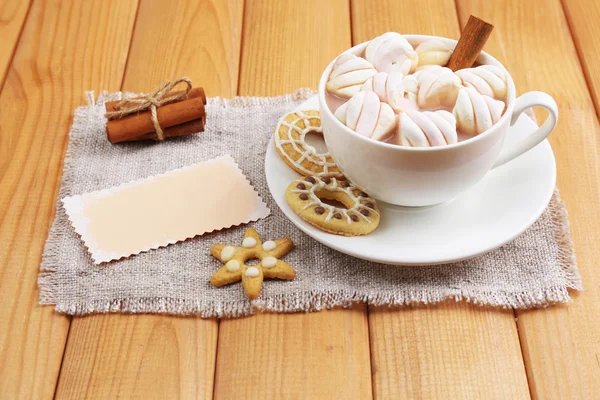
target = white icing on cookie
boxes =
[291,177,378,224]
[262,256,277,269]
[274,111,339,177]
[242,237,257,248]
[245,267,260,277]
[262,241,277,251]
[226,260,240,272]
[220,246,235,261]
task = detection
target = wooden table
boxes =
[1,0,599,398]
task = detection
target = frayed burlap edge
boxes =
[547,189,581,291]
[38,93,96,307]
[38,90,581,318]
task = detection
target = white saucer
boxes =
[265,95,556,265]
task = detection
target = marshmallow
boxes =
[415,39,453,69]
[413,65,462,109]
[326,53,377,99]
[365,32,418,75]
[398,109,457,147]
[455,65,508,99]
[361,71,418,112]
[335,91,397,141]
[452,87,506,135]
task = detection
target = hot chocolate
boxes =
[325,32,509,147]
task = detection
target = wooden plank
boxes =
[350,1,531,398]
[0,0,138,398]
[369,303,529,399]
[56,315,218,399]
[562,0,600,113]
[456,0,600,398]
[214,305,372,399]
[122,0,243,95]
[237,0,352,95]
[213,1,373,399]
[351,0,461,42]
[54,0,243,398]
[0,0,32,87]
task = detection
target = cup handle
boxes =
[492,91,558,169]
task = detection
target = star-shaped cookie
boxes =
[209,228,296,299]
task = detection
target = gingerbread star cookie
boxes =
[209,228,296,299]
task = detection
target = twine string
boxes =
[105,77,193,141]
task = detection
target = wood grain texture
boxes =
[0,0,32,88]
[0,0,138,398]
[214,1,372,399]
[238,0,351,95]
[123,0,243,95]
[55,0,243,398]
[369,303,529,399]
[562,0,600,114]
[456,1,600,398]
[351,0,461,42]
[214,305,372,400]
[56,315,218,399]
[351,1,530,398]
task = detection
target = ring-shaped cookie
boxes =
[274,110,343,178]
[285,176,380,236]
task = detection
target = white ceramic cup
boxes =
[318,34,558,207]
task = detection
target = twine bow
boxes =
[105,77,193,141]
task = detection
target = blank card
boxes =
[62,155,270,263]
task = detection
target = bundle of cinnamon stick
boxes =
[105,84,206,143]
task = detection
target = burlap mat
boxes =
[39,89,582,317]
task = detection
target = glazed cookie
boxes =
[274,110,343,178]
[285,176,380,236]
[209,228,296,299]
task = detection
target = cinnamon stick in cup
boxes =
[106,92,206,143]
[446,16,494,71]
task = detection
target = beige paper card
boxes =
[63,155,270,263]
